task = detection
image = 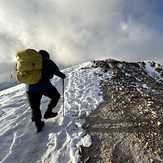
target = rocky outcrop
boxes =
[81,59,163,163]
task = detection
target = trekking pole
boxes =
[62,79,65,117]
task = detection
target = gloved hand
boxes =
[60,73,66,79]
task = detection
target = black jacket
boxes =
[26,58,65,92]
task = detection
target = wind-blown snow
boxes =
[0,62,110,163]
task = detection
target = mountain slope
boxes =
[0,62,105,163]
[81,59,163,163]
[0,59,162,163]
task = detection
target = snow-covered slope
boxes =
[0,59,162,163]
[0,82,19,91]
[0,61,108,163]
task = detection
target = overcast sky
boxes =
[0,0,163,82]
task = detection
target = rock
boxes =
[81,59,163,163]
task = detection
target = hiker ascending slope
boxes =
[16,49,66,132]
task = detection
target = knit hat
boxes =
[39,50,50,59]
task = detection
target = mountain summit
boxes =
[0,59,162,163]
[81,59,163,163]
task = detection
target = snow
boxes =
[144,61,163,83]
[0,61,110,163]
[142,83,148,89]
[1,59,162,163]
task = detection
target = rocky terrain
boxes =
[81,59,163,163]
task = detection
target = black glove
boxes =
[60,73,66,79]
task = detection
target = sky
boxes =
[0,0,163,82]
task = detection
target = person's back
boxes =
[41,54,64,81]
[26,50,65,92]
[26,50,66,132]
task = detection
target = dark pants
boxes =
[26,86,60,122]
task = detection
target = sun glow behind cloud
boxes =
[0,0,163,81]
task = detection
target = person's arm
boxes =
[50,60,66,79]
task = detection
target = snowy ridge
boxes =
[0,61,109,163]
[0,59,162,163]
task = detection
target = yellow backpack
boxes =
[15,49,42,84]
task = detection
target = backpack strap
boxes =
[0,71,14,86]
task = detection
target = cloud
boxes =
[0,0,163,81]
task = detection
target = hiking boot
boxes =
[44,112,58,119]
[35,121,45,132]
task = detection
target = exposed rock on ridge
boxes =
[81,59,163,163]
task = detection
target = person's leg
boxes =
[26,91,42,121]
[42,86,60,118]
[26,91,44,131]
